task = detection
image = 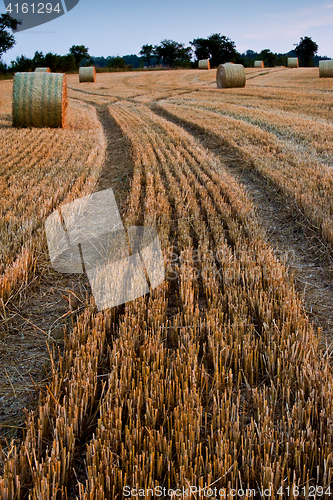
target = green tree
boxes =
[154,39,190,68]
[32,50,44,67]
[240,50,259,67]
[0,60,7,72]
[44,52,64,71]
[69,44,90,68]
[139,44,154,67]
[57,54,76,72]
[107,56,126,69]
[189,37,210,61]
[10,54,34,72]
[191,34,239,67]
[0,13,21,60]
[295,36,318,67]
[11,51,76,72]
[174,45,192,67]
[259,49,277,67]
[153,44,163,65]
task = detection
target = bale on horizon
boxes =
[12,72,67,128]
[216,63,246,89]
[79,67,96,83]
[198,59,210,70]
[319,60,333,78]
[34,67,51,73]
[288,57,299,68]
[254,60,264,68]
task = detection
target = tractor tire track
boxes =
[152,104,333,349]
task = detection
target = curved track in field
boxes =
[66,70,333,496]
[2,68,333,497]
[64,70,333,495]
[152,104,333,346]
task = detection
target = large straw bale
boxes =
[216,63,246,89]
[34,67,51,72]
[12,72,67,128]
[319,60,333,78]
[79,67,96,83]
[288,57,299,68]
[198,59,210,70]
[254,60,264,68]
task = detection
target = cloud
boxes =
[238,5,333,41]
[233,5,333,56]
[324,3,333,7]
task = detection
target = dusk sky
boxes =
[1,0,333,64]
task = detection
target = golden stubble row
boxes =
[248,67,333,92]
[0,99,106,306]
[164,94,333,163]
[2,71,333,496]
[158,100,333,248]
[168,87,333,122]
[67,69,213,104]
[72,102,333,497]
[0,302,111,499]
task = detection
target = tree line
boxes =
[0,12,327,73]
[139,35,321,68]
[139,34,240,68]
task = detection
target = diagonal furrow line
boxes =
[152,102,333,345]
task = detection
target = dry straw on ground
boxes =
[288,57,299,68]
[198,59,210,70]
[216,63,246,88]
[254,60,264,68]
[34,67,51,72]
[2,68,333,497]
[319,60,333,78]
[12,72,67,128]
[79,66,96,83]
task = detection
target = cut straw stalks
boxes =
[12,72,67,128]
[79,67,96,83]
[2,67,333,497]
[157,98,333,246]
[216,63,246,88]
[76,102,333,495]
[34,68,51,73]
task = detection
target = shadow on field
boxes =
[152,103,333,350]
[94,104,134,217]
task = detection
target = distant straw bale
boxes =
[34,67,51,73]
[216,63,246,89]
[198,59,210,70]
[319,60,333,78]
[12,72,67,128]
[254,60,264,68]
[79,67,96,83]
[288,58,299,68]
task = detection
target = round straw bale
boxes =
[319,60,333,78]
[254,60,264,68]
[12,72,67,128]
[288,57,299,68]
[198,59,210,70]
[216,63,246,89]
[79,66,96,82]
[34,67,51,72]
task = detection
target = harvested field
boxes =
[1,67,333,498]
[0,96,106,443]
